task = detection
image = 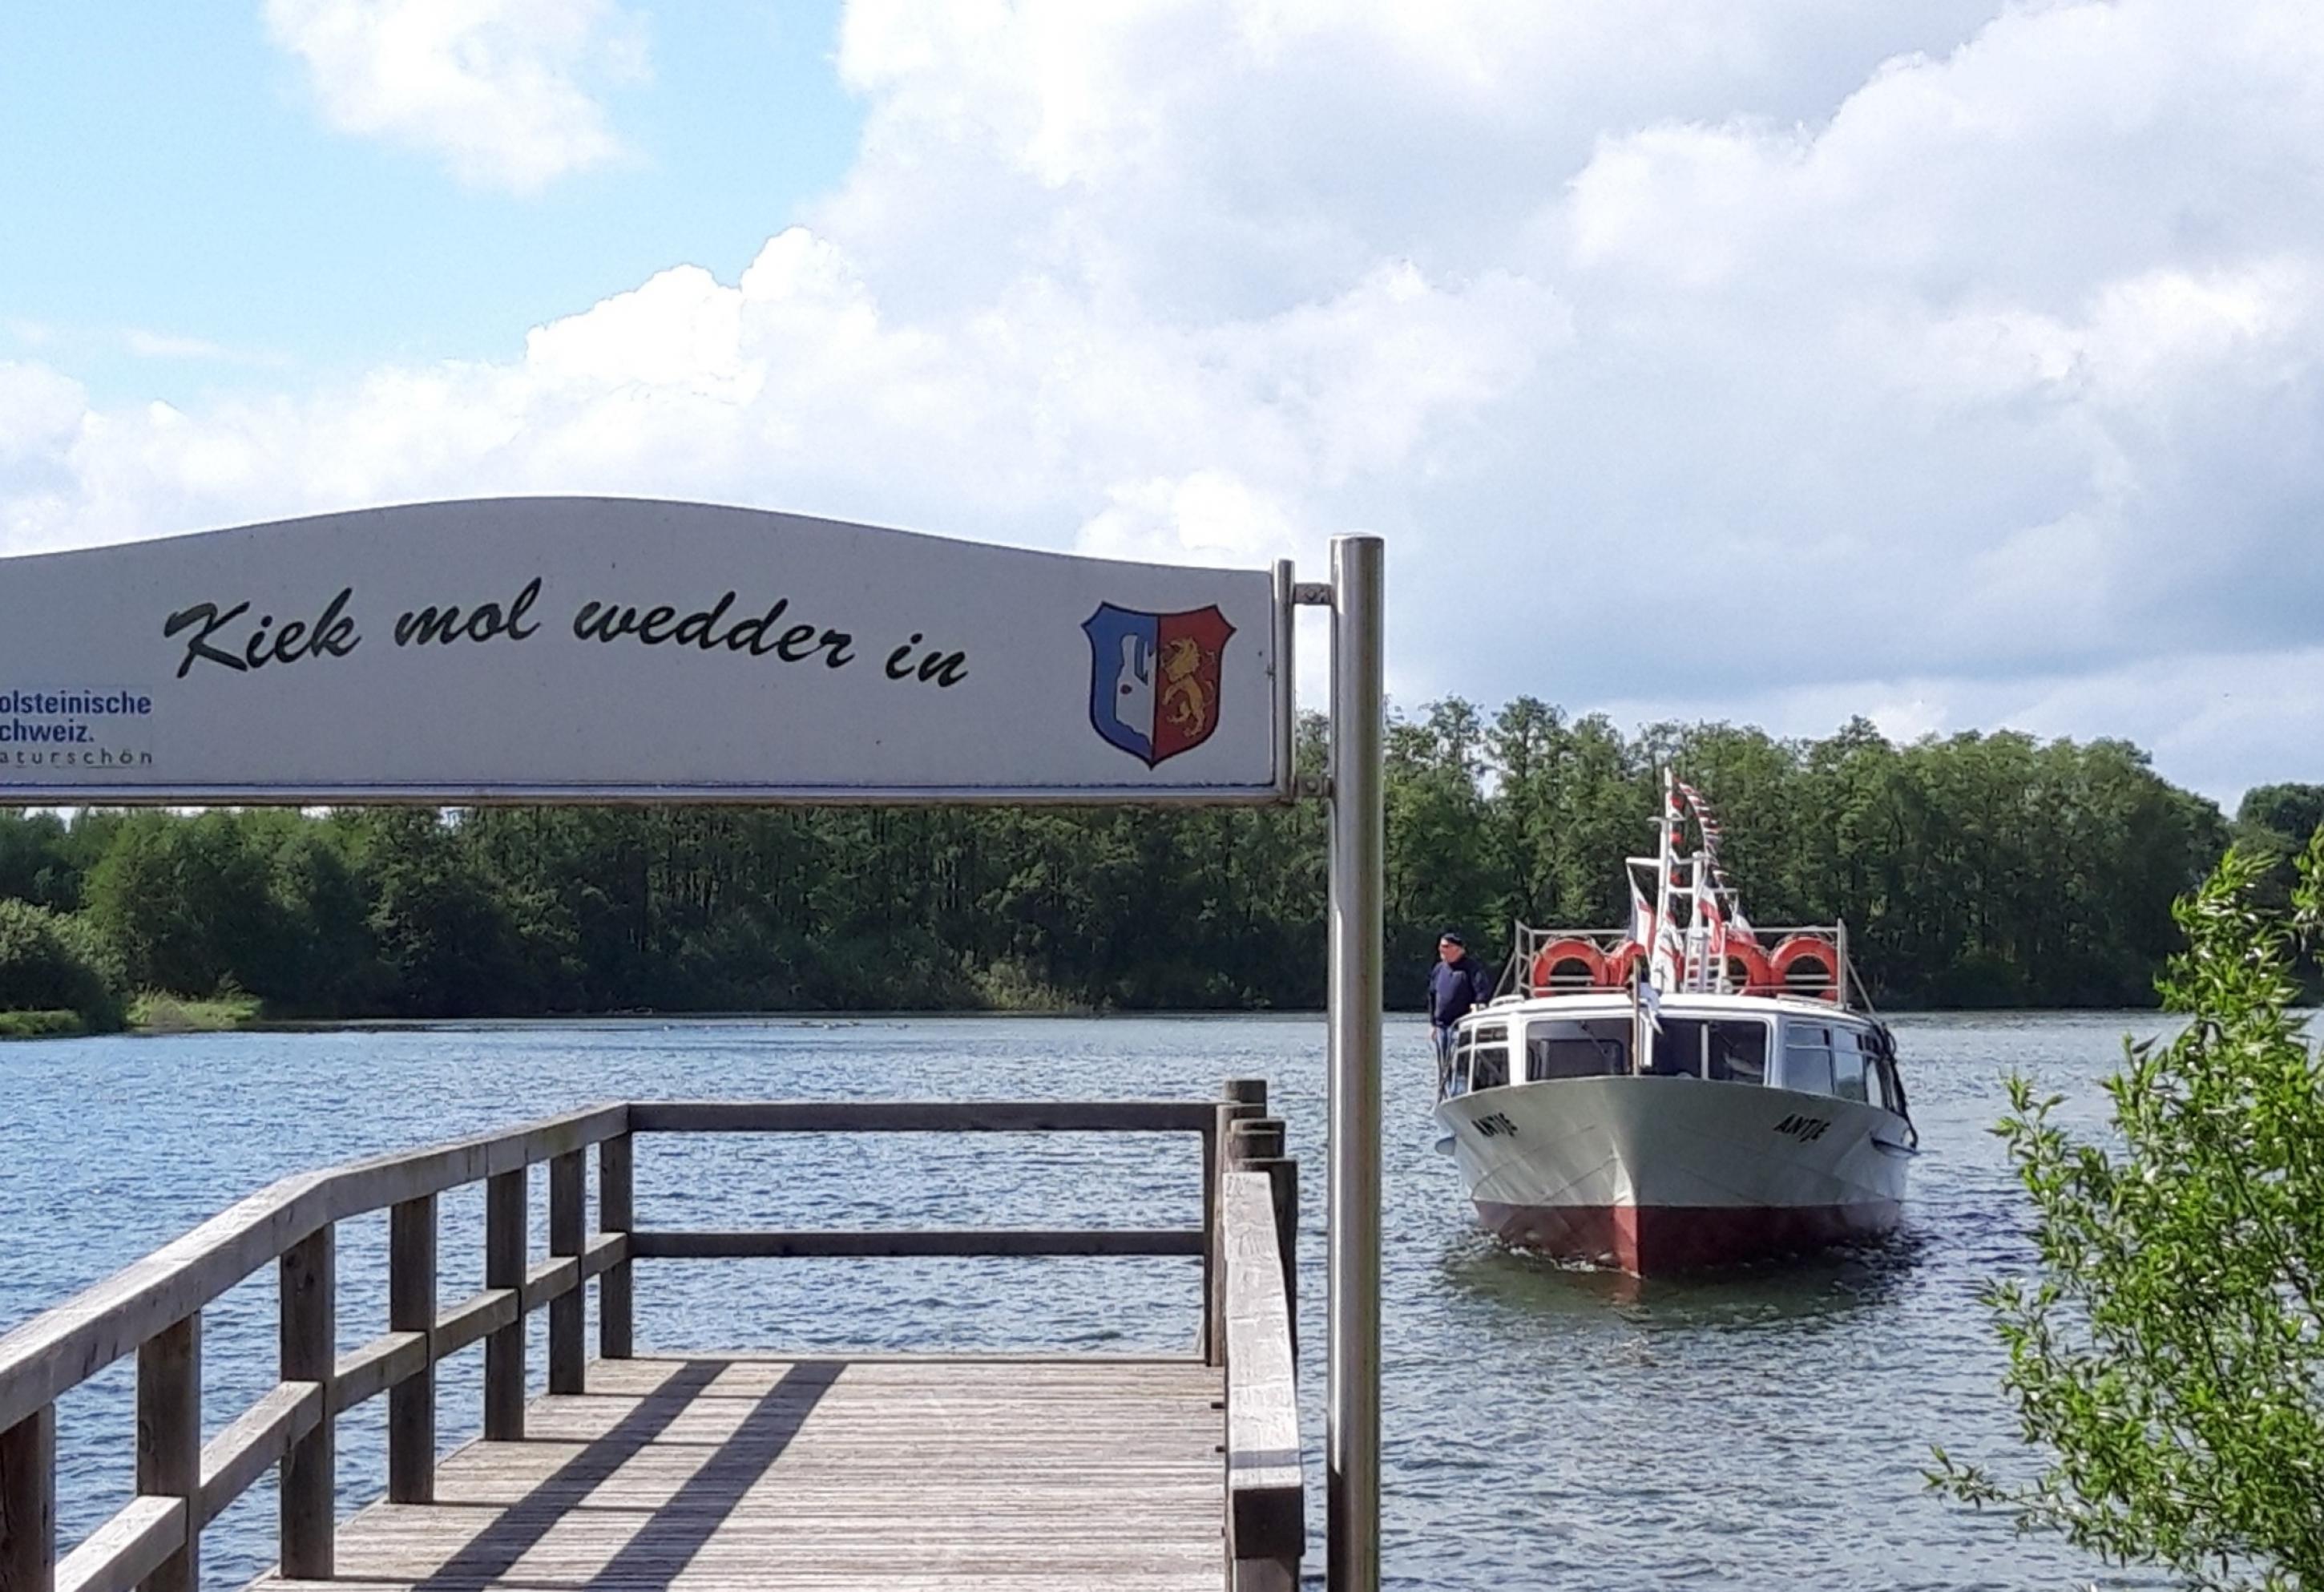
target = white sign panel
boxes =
[0,499,1289,802]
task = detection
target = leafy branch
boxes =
[1931,837,2324,1590]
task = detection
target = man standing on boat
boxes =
[1429,930,1492,1089]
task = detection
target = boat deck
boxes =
[248,1353,1225,1592]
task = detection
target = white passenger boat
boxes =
[1434,773,1918,1275]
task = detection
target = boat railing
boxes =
[1497,919,1874,1009]
[0,1088,1305,1592]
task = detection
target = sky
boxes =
[2,0,2319,807]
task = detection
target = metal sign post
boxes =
[1326,533,1384,1592]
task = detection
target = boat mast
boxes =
[1652,766,1676,993]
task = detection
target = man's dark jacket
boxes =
[1427,955,1491,1028]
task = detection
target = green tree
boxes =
[0,810,86,911]
[8,702,2254,1018]
[1384,697,1499,988]
[267,821,386,1013]
[83,811,288,996]
[364,810,531,1016]
[0,898,126,1029]
[2237,782,2324,846]
[1931,838,2324,1588]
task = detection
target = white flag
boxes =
[1648,910,1684,992]
[1698,887,1728,964]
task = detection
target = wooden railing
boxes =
[1217,1112,1303,1591]
[0,1085,1303,1592]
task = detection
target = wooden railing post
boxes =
[599,1133,633,1360]
[1268,1157,1298,1364]
[549,1151,585,1394]
[1208,1081,1269,1367]
[389,1194,437,1504]
[485,1167,527,1440]
[0,1403,54,1592]
[280,1226,334,1580]
[1230,1118,1298,1362]
[135,1312,200,1592]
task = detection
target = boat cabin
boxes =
[1446,996,1907,1116]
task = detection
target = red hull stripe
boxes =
[1475,1199,1901,1275]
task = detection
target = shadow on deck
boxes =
[259,1356,1223,1592]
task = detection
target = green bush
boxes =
[1932,836,2324,1587]
[0,1009,83,1038]
[0,899,127,1032]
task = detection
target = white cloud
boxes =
[121,329,237,361]
[120,329,294,368]
[1596,644,2324,807]
[263,0,648,192]
[0,363,84,466]
[13,0,2324,805]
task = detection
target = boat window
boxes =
[1470,1021,1511,1091]
[1526,1017,1630,1080]
[1850,1038,1895,1112]
[1782,1021,1834,1096]
[1646,1018,1709,1077]
[1706,1020,1768,1085]
[1830,1028,1870,1102]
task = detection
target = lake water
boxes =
[0,1011,2177,1590]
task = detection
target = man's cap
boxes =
[1438,930,1465,946]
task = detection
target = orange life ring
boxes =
[1722,941,1777,995]
[1769,935,1840,1001]
[1530,938,1606,992]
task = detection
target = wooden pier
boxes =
[0,1089,1304,1592]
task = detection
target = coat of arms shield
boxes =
[1083,603,1236,766]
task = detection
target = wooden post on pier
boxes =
[549,1151,586,1395]
[135,1313,200,1592]
[0,1402,54,1592]
[1231,1117,1299,1362]
[279,1226,334,1581]
[599,1132,635,1360]
[485,1169,527,1440]
[389,1194,437,1503]
[1209,1079,1269,1367]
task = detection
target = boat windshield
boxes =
[1648,1018,1770,1083]
[1525,1017,1631,1080]
[1497,1013,1774,1085]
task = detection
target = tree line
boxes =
[0,698,2302,1028]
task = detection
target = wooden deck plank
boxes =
[245,1355,1227,1592]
